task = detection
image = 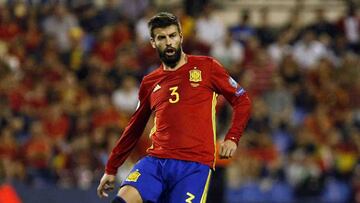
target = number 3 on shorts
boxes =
[186,192,195,203]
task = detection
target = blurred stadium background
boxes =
[0,0,359,202]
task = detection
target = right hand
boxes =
[97,173,116,198]
[219,140,237,159]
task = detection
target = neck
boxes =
[163,52,187,71]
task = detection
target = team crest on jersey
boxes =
[126,170,141,182]
[189,67,202,82]
[189,67,202,87]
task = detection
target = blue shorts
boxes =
[120,156,212,203]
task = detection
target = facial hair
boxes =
[157,45,182,68]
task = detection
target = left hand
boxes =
[219,140,237,159]
[97,173,116,198]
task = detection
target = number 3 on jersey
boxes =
[169,86,179,104]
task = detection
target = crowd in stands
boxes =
[0,1,359,202]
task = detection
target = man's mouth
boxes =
[165,48,176,56]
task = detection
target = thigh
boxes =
[120,156,163,202]
[168,164,212,203]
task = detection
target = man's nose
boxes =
[165,37,172,45]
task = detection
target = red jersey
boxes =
[106,55,251,175]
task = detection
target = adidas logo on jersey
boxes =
[153,84,161,92]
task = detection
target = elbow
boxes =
[244,93,252,114]
[231,91,252,114]
[241,91,252,108]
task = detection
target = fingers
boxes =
[104,183,115,191]
[227,148,235,158]
[97,180,106,198]
[97,179,108,198]
[220,147,232,159]
[219,143,225,157]
[219,143,231,159]
[97,178,115,198]
[97,174,117,198]
[97,182,115,198]
[219,141,237,159]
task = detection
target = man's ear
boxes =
[180,32,183,43]
[150,38,156,48]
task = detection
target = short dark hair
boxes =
[148,12,181,38]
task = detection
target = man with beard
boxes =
[97,12,251,203]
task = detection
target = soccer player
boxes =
[97,12,251,203]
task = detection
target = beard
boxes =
[157,45,182,68]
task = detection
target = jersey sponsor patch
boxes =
[126,170,141,182]
[235,87,246,96]
[228,77,238,88]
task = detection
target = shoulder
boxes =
[188,55,220,67]
[188,55,223,71]
[188,55,214,62]
[143,67,162,82]
[139,67,162,91]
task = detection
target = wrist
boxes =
[105,166,117,175]
[225,136,239,146]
